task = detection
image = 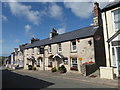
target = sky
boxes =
[1,0,115,56]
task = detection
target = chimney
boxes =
[50,28,58,40]
[93,2,102,27]
[30,38,40,44]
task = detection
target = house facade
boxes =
[9,44,28,69]
[100,1,120,79]
[23,2,106,74]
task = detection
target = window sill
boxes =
[71,51,77,53]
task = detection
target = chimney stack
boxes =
[93,2,102,27]
[50,28,58,40]
[30,38,40,44]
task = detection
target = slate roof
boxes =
[24,26,98,49]
[101,1,120,12]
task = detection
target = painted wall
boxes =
[24,37,96,73]
[102,7,120,67]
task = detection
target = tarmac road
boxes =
[2,69,118,89]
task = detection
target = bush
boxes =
[28,65,33,70]
[58,66,62,71]
[59,65,67,73]
[51,67,57,72]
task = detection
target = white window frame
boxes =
[37,48,40,54]
[32,48,34,54]
[71,40,77,52]
[112,9,120,32]
[58,43,62,52]
[111,45,120,68]
[25,50,28,56]
[48,45,52,53]
[71,58,78,68]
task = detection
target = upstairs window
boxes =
[112,9,120,31]
[32,48,34,54]
[71,40,77,52]
[58,43,62,52]
[37,48,40,54]
[48,45,52,53]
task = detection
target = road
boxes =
[2,69,117,89]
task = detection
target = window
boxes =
[71,40,77,52]
[71,58,78,67]
[37,48,40,54]
[48,45,52,53]
[63,57,68,65]
[32,48,34,54]
[58,43,62,52]
[112,47,116,67]
[25,50,28,55]
[112,9,120,31]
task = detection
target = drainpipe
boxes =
[104,11,111,67]
[43,46,45,71]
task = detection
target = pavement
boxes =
[9,68,119,88]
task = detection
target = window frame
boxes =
[37,47,40,54]
[112,9,120,32]
[58,43,62,52]
[71,57,78,68]
[48,45,52,53]
[32,48,34,54]
[71,40,77,52]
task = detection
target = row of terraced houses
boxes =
[5,2,120,79]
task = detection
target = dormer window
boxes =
[58,43,62,52]
[48,45,52,53]
[71,40,77,52]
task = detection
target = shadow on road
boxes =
[2,69,54,90]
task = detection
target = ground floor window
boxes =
[111,46,120,68]
[70,58,78,71]
[63,57,68,65]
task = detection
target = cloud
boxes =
[63,0,113,19]
[14,39,20,43]
[64,2,93,18]
[8,0,40,25]
[25,24,34,38]
[57,26,66,34]
[25,24,31,32]
[47,3,63,19]
[2,15,7,21]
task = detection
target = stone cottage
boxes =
[23,2,106,75]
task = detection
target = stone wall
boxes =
[81,63,98,76]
